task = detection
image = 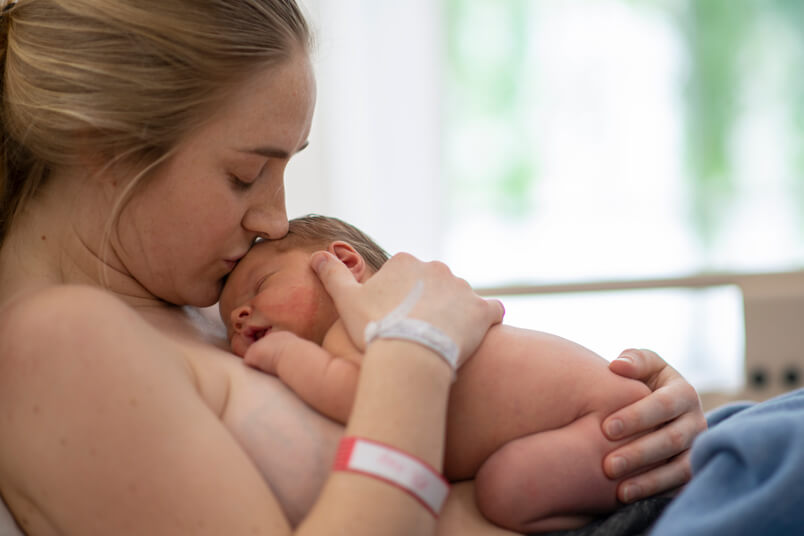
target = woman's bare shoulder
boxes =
[0,285,286,535]
[0,284,192,397]
[2,284,159,352]
[1,283,135,324]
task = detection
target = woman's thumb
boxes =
[310,250,358,303]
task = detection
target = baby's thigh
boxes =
[474,413,622,533]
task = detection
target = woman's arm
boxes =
[298,251,505,535]
[0,251,503,536]
[0,286,293,535]
[601,349,708,502]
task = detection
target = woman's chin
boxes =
[193,280,227,308]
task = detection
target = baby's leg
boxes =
[474,413,623,534]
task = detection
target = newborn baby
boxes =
[219,215,651,533]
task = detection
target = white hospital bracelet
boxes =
[363,281,459,376]
[332,436,450,517]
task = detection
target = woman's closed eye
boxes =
[228,173,255,191]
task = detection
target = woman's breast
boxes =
[182,342,344,526]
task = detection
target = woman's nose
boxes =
[243,187,289,240]
[230,305,252,333]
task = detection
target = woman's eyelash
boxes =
[228,173,253,190]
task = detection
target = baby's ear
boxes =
[328,241,369,282]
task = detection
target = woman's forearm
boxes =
[297,340,453,536]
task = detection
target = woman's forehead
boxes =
[212,55,315,151]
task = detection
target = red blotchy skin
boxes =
[272,284,333,344]
[222,247,341,356]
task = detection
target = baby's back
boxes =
[444,325,650,479]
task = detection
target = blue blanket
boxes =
[539,387,804,536]
[650,387,804,535]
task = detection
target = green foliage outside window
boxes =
[446,0,536,219]
[446,0,804,251]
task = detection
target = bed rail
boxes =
[476,270,804,407]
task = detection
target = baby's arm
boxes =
[243,331,359,423]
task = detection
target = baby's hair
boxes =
[279,214,390,272]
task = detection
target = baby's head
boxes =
[219,215,390,356]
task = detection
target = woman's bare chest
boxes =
[180,341,344,525]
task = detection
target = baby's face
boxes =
[219,241,339,357]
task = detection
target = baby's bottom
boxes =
[474,413,627,534]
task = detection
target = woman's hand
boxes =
[601,349,708,503]
[310,251,505,368]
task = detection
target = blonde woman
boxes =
[0,1,704,534]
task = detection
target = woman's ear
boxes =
[327,241,369,282]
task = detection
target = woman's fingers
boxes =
[604,349,703,438]
[310,249,375,347]
[615,451,693,503]
[603,379,700,440]
[485,298,506,327]
[603,348,707,499]
[310,250,360,306]
[608,348,673,389]
[310,251,501,361]
[603,409,705,479]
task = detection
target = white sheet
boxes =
[0,497,23,536]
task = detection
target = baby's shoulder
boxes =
[320,318,361,359]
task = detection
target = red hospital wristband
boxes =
[332,436,451,517]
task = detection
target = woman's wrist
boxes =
[363,280,460,376]
[333,436,451,516]
[364,338,455,381]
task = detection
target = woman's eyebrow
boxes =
[239,141,309,159]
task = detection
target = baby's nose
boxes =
[230,305,251,332]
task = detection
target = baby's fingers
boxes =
[243,332,297,375]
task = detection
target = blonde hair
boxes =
[0,0,311,246]
[278,214,390,272]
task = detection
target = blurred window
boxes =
[442,0,804,392]
[295,0,804,394]
[444,0,804,285]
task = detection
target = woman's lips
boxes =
[224,251,249,272]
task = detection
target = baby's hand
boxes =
[242,331,301,376]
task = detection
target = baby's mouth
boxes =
[245,326,271,342]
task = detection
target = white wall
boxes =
[286,0,445,261]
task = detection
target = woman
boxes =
[0,1,704,534]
